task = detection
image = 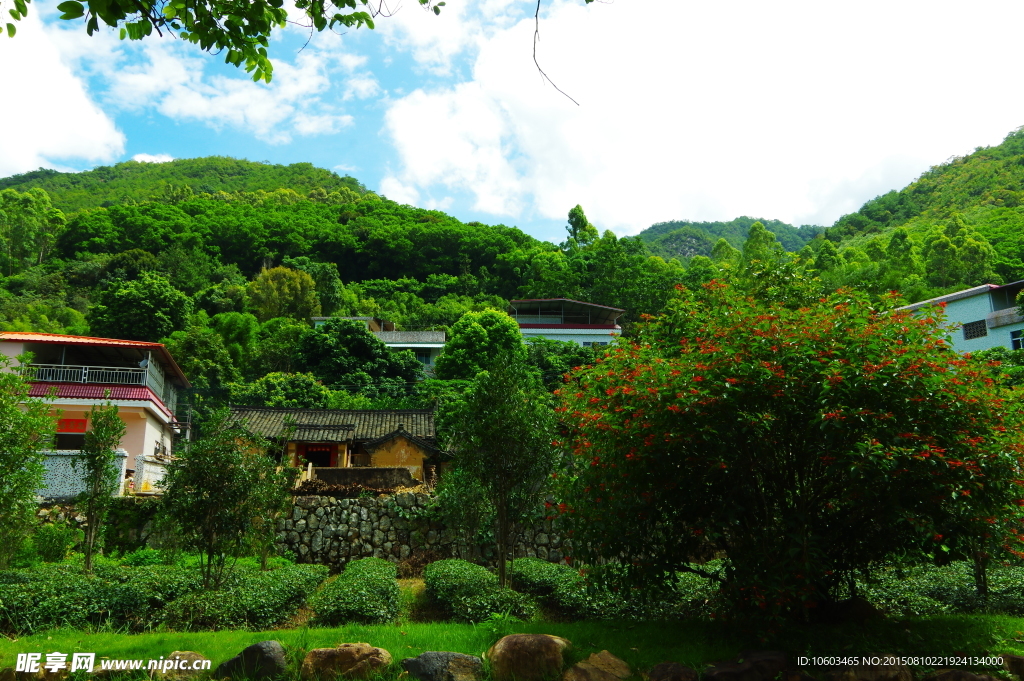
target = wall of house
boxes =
[368,436,426,480]
[518,328,617,346]
[277,493,569,571]
[0,340,24,366]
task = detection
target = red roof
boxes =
[1,332,190,387]
[0,332,165,348]
[27,383,172,417]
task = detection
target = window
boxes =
[55,433,86,450]
[963,320,988,340]
[415,351,432,365]
[1013,330,1024,351]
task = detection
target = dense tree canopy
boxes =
[559,282,1024,620]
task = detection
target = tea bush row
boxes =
[310,557,400,625]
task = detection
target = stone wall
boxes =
[276,493,570,571]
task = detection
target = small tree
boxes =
[434,309,526,380]
[161,410,294,588]
[0,355,55,569]
[75,401,126,573]
[442,352,557,586]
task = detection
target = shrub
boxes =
[311,557,400,625]
[424,559,535,623]
[34,523,82,563]
[122,548,167,567]
[163,564,328,630]
[510,557,575,597]
[0,564,150,634]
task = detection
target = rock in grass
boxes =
[214,641,287,680]
[824,658,912,681]
[487,635,571,681]
[300,644,392,681]
[1005,657,1024,680]
[563,651,630,681]
[647,663,698,681]
[149,652,210,681]
[924,671,998,681]
[401,652,483,681]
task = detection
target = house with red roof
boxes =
[0,332,191,499]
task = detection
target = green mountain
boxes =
[0,157,365,214]
[826,127,1024,282]
[638,217,824,260]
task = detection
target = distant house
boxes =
[310,317,446,371]
[507,298,625,347]
[0,332,191,499]
[899,280,1024,353]
[229,407,440,483]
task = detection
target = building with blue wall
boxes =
[900,281,1024,353]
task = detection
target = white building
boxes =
[507,298,624,347]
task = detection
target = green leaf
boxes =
[8,10,20,20]
[5,22,15,36]
[118,27,126,38]
[432,6,439,15]
[56,0,84,18]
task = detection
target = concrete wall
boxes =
[38,448,129,500]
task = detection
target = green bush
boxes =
[0,564,150,634]
[510,557,576,597]
[311,557,400,625]
[858,561,1024,617]
[34,523,82,563]
[424,559,535,623]
[163,564,328,630]
[122,548,167,566]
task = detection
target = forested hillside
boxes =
[819,127,1024,291]
[637,217,824,259]
[0,157,365,214]
[2,138,1023,408]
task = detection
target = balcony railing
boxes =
[22,364,148,385]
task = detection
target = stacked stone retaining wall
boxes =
[276,493,570,571]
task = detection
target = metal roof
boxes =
[229,407,436,442]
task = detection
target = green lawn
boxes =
[2,617,1024,679]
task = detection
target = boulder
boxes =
[826,658,912,681]
[1005,657,1024,679]
[300,644,392,681]
[215,641,288,680]
[401,652,483,681]
[563,651,630,681]
[924,672,998,681]
[487,635,571,681]
[647,663,698,681]
[150,652,210,681]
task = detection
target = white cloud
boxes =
[132,153,175,163]
[0,12,124,177]
[382,0,1024,234]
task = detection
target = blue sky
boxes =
[5,0,1024,244]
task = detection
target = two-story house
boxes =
[899,280,1024,353]
[507,298,624,347]
[0,332,191,499]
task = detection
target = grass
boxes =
[2,617,1024,680]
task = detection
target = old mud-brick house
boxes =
[229,407,441,487]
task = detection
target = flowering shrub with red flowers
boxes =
[556,281,1024,622]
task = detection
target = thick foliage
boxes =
[163,563,327,630]
[560,282,1024,622]
[310,557,400,625]
[423,559,535,623]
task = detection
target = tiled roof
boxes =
[27,383,171,417]
[229,407,435,442]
